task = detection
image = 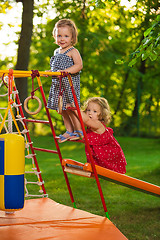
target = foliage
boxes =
[116,15,160,66]
[1,0,160,137]
[0,0,13,13]
[29,0,160,137]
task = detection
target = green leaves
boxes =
[116,15,160,67]
[130,16,160,66]
[95,0,106,9]
[1,0,159,137]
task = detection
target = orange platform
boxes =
[0,198,127,240]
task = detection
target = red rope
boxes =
[8,69,14,104]
[2,73,8,88]
[58,75,65,97]
[57,71,70,98]
[31,70,40,98]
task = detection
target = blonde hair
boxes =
[53,19,78,45]
[82,97,112,125]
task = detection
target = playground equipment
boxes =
[0,198,127,240]
[62,159,160,197]
[0,69,160,239]
[0,69,110,218]
[0,133,25,211]
[0,70,48,200]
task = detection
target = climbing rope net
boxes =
[0,75,47,198]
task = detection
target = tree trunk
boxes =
[114,70,130,116]
[79,0,86,59]
[123,60,145,136]
[15,0,34,115]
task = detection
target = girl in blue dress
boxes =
[47,19,83,143]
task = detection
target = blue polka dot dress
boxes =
[47,47,80,110]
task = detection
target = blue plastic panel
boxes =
[4,174,24,209]
[0,139,4,175]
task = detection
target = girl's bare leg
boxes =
[68,110,81,131]
[66,103,83,137]
[67,110,84,139]
[59,104,83,142]
[58,110,74,143]
[61,110,74,137]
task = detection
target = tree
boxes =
[28,0,160,136]
[116,5,160,136]
[1,0,160,136]
[117,15,160,66]
[15,0,34,114]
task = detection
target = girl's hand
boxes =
[43,69,52,77]
[56,70,69,74]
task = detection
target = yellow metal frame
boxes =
[0,102,21,135]
[0,70,62,78]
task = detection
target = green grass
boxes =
[26,135,160,240]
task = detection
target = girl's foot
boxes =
[69,130,84,141]
[76,130,84,138]
[69,131,80,140]
[58,131,78,143]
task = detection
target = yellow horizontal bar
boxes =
[0,70,65,78]
[0,74,55,78]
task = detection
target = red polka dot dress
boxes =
[85,127,127,174]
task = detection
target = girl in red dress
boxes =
[80,97,127,174]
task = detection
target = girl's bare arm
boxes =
[80,111,103,131]
[59,48,83,74]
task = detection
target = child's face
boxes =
[86,102,101,121]
[55,26,73,49]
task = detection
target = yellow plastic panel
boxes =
[0,175,4,210]
[1,134,25,175]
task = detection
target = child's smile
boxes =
[55,26,73,51]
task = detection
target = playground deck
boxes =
[0,198,127,240]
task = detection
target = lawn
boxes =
[26,135,160,240]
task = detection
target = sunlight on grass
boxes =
[60,144,80,151]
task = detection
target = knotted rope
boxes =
[24,70,42,115]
